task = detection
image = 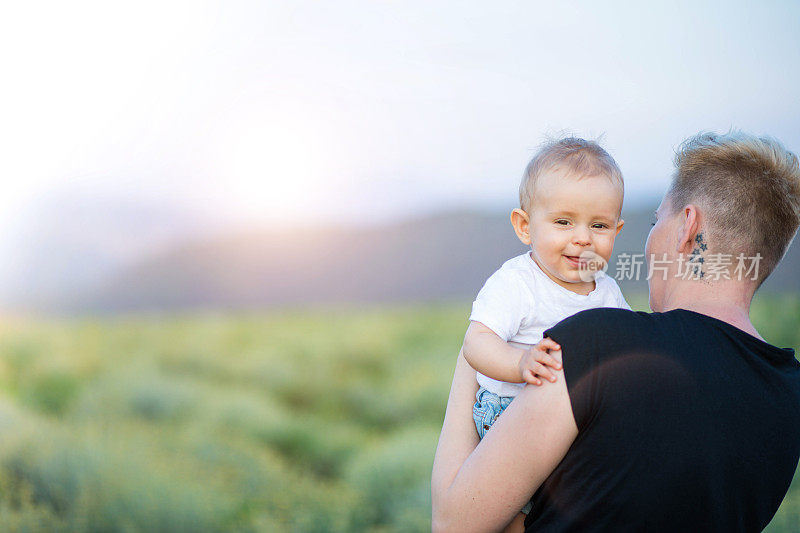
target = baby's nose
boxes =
[573,229,592,246]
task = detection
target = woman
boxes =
[431,131,800,532]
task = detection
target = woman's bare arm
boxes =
[431,347,578,533]
[431,348,481,518]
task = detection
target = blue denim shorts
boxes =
[473,386,514,439]
[472,386,532,515]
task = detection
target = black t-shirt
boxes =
[525,308,800,532]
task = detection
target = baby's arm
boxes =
[463,321,561,385]
[463,321,526,382]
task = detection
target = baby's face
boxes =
[527,167,624,292]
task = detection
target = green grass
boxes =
[0,295,797,532]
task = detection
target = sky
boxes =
[0,0,799,268]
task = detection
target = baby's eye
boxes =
[555,220,570,225]
[592,223,609,229]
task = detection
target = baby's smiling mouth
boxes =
[563,254,596,268]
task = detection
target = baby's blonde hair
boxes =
[520,137,624,213]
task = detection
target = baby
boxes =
[462,137,630,526]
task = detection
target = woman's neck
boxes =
[660,283,762,340]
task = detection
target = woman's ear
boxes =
[676,204,701,254]
[511,208,531,245]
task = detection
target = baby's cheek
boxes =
[533,234,560,254]
[598,235,618,261]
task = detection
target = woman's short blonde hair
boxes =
[668,131,800,285]
[519,137,623,213]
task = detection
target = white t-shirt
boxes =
[469,251,631,397]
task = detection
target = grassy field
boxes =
[0,294,798,532]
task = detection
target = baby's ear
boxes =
[615,219,625,236]
[510,208,531,245]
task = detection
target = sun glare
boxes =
[217,119,331,222]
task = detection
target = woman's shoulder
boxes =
[551,306,649,334]
[544,308,656,369]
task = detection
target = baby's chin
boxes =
[553,270,593,285]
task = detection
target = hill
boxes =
[56,209,800,313]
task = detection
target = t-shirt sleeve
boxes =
[543,309,616,431]
[468,268,528,341]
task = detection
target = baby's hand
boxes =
[518,338,562,385]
